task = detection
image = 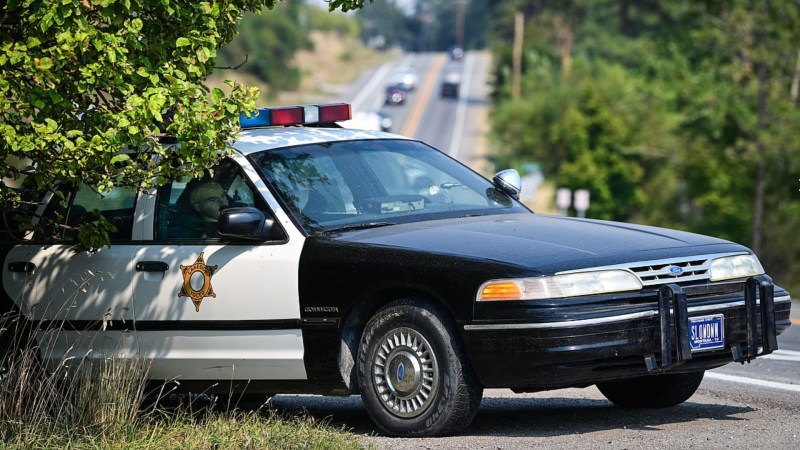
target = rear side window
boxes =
[66,185,137,241]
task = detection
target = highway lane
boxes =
[336,51,494,175]
[705,300,800,396]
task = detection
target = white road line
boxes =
[705,371,800,393]
[762,349,800,363]
[448,52,475,159]
[349,62,391,112]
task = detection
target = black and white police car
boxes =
[0,103,792,437]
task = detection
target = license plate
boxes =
[688,314,725,352]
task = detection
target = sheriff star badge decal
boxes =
[179,252,218,312]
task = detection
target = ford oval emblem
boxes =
[397,362,405,382]
[667,265,684,276]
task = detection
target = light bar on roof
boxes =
[270,106,304,125]
[319,103,351,122]
[239,103,352,128]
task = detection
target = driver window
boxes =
[156,159,282,241]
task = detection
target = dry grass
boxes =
[0,312,361,449]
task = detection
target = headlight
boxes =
[708,254,764,281]
[477,270,643,301]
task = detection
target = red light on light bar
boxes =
[319,103,351,123]
[270,107,305,125]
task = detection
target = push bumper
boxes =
[462,275,791,390]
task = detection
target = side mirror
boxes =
[492,169,522,200]
[218,207,286,241]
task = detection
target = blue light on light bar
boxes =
[240,109,272,127]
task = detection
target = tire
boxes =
[357,298,482,437]
[596,371,705,408]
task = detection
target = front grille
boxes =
[557,252,749,287]
[629,257,711,286]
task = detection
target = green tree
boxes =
[216,2,312,94]
[356,0,416,50]
[487,0,800,292]
[0,0,368,251]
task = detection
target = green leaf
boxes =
[40,12,54,32]
[37,57,53,70]
[211,87,224,103]
[131,18,143,32]
[110,154,131,164]
[176,37,191,47]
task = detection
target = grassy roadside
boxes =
[0,335,363,449]
[3,410,362,449]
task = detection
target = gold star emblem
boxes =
[178,252,218,312]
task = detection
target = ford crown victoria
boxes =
[0,103,792,437]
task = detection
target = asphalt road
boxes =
[273,51,800,448]
[271,301,799,449]
[337,51,494,174]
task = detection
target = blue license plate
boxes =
[688,314,725,352]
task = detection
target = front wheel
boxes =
[358,299,482,437]
[596,371,705,408]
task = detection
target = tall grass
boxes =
[0,312,362,449]
[0,311,149,440]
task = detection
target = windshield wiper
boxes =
[440,182,463,189]
[322,222,395,234]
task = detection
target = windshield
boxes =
[249,139,527,233]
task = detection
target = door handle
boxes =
[135,261,169,272]
[8,261,36,273]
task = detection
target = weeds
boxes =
[0,312,361,449]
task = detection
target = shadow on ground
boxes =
[266,392,753,438]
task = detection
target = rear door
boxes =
[2,184,141,370]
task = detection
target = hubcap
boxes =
[372,327,438,418]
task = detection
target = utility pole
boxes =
[455,0,467,49]
[512,12,524,100]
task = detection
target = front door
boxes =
[130,157,307,382]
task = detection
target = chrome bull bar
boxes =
[644,275,777,372]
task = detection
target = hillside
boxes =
[207,31,395,106]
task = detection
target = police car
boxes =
[0,103,793,437]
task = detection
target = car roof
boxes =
[233,126,409,155]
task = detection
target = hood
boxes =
[330,213,747,274]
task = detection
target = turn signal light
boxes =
[479,281,522,301]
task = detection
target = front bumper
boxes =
[461,275,791,390]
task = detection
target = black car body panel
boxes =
[296,213,790,387]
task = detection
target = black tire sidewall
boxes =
[597,371,705,408]
[358,300,474,437]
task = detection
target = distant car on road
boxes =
[385,84,406,105]
[440,72,461,98]
[389,69,419,91]
[340,111,392,133]
[376,110,393,132]
[340,111,383,132]
[450,46,464,61]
